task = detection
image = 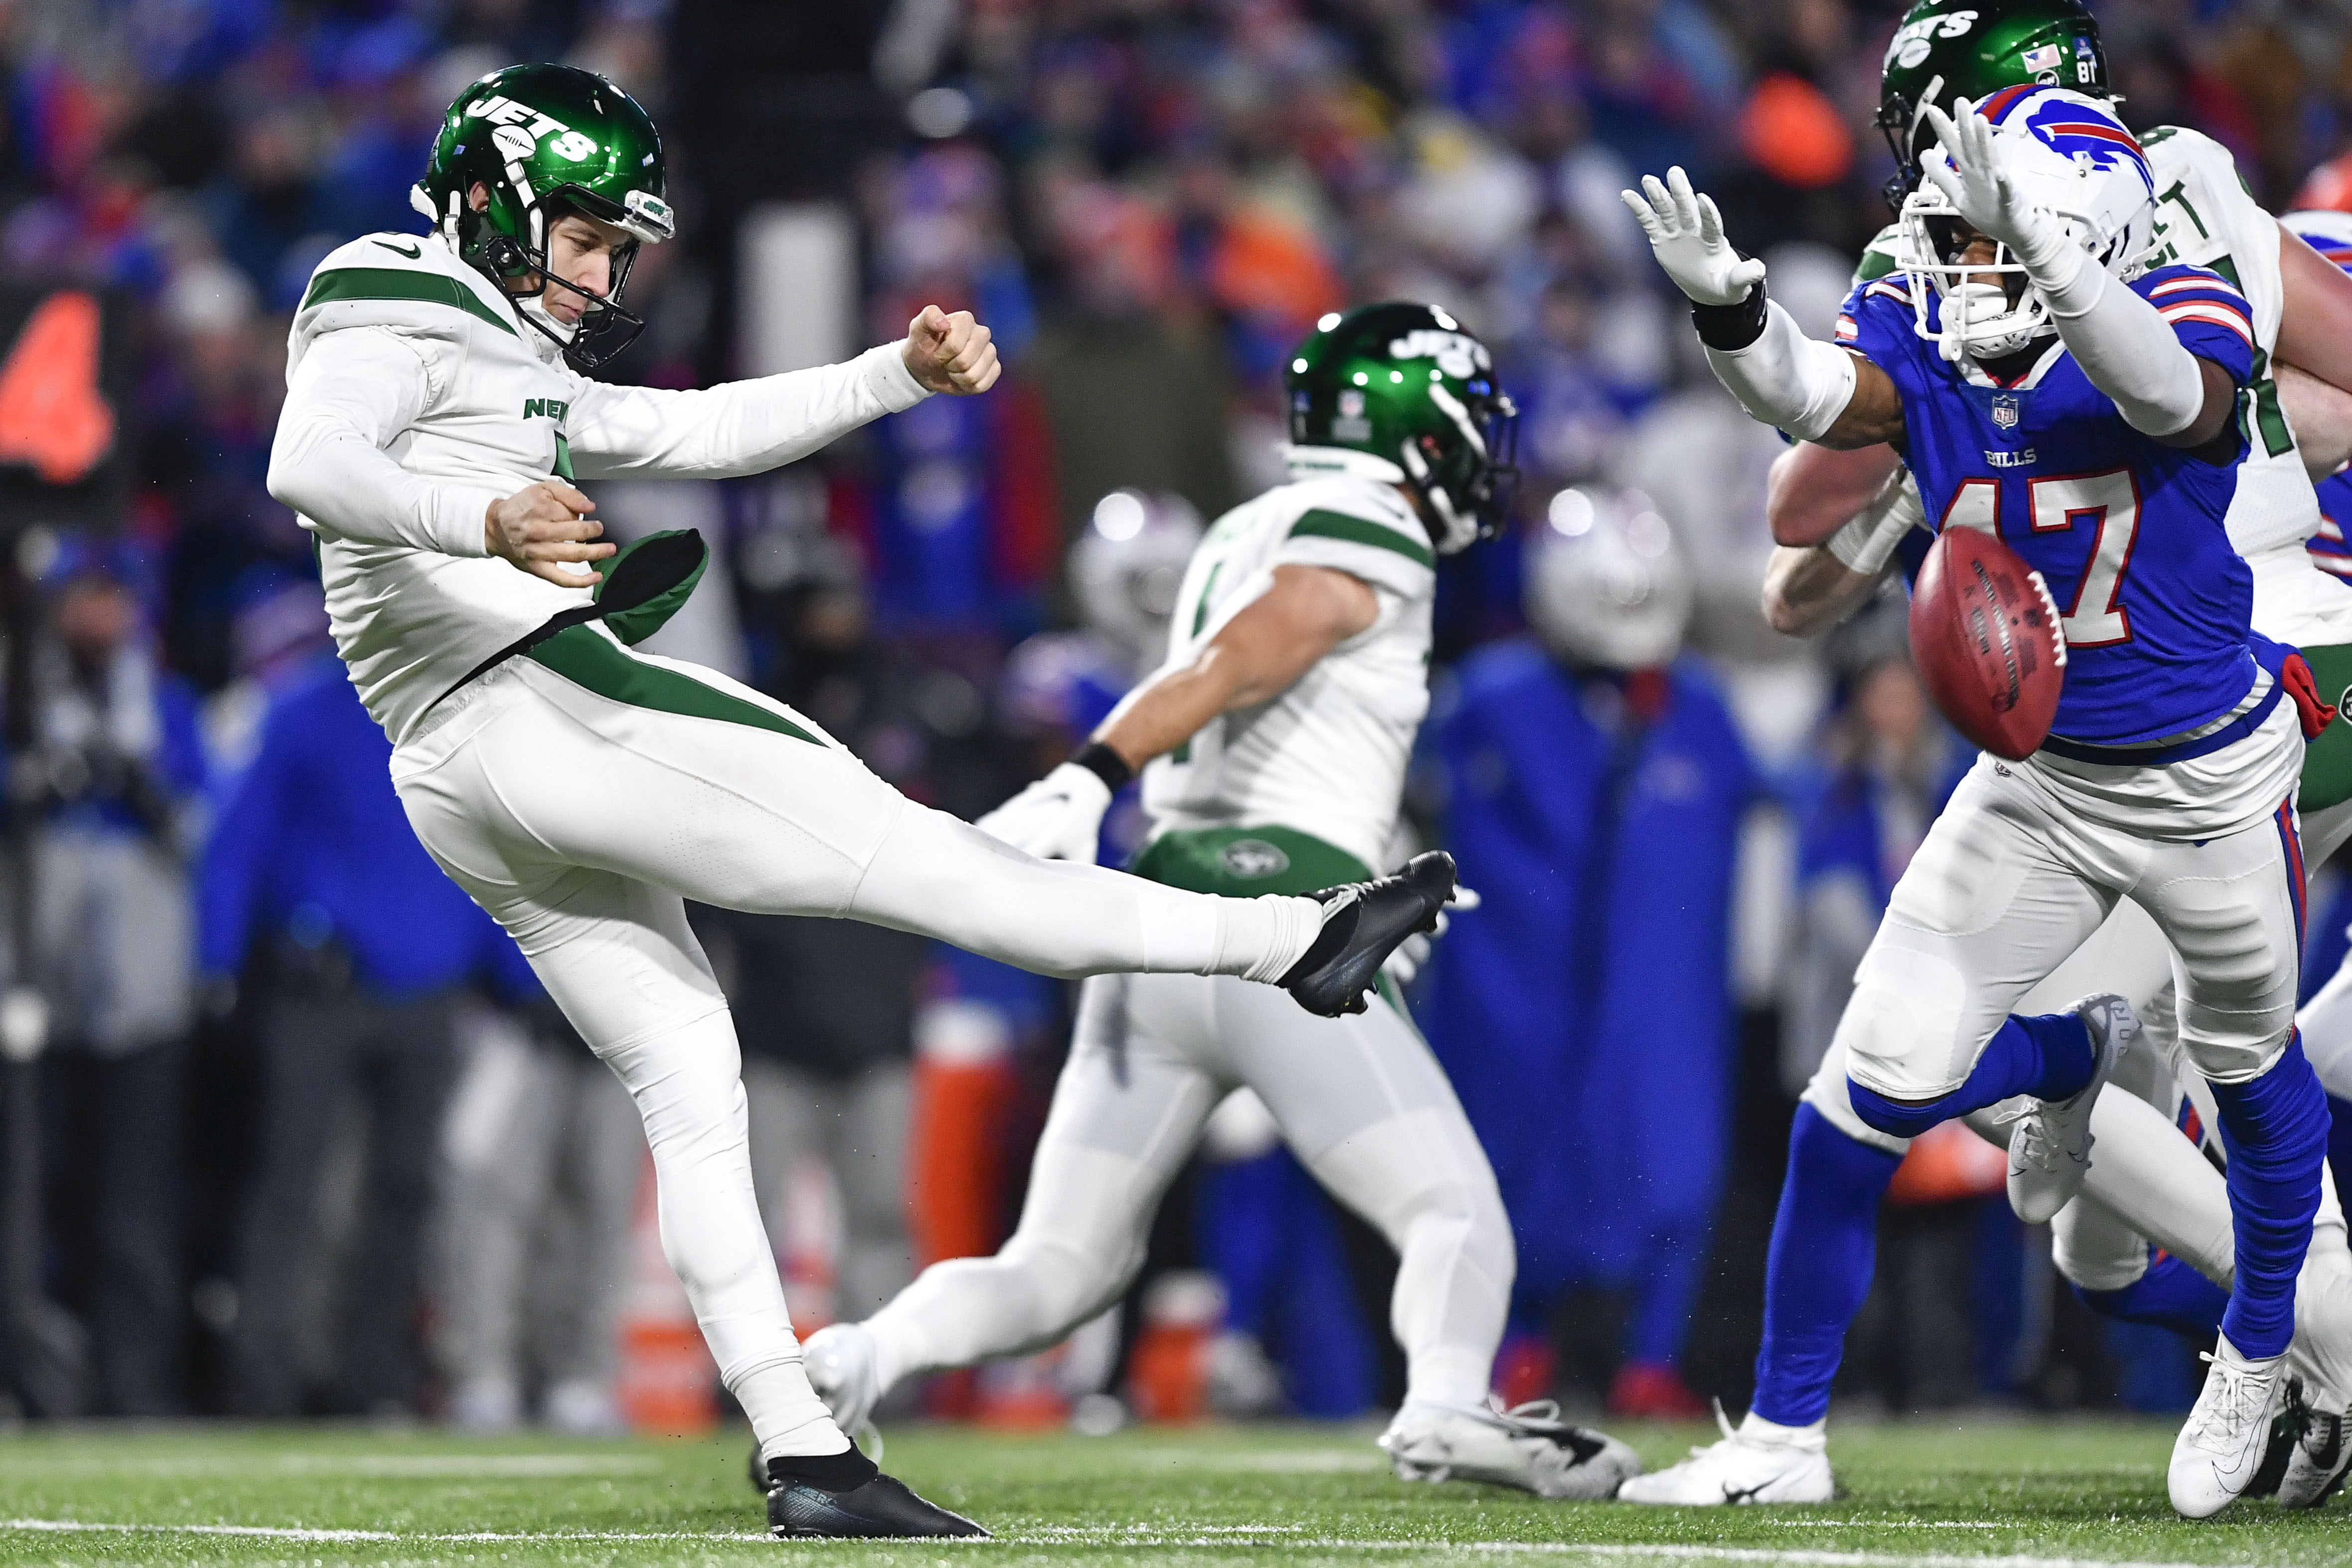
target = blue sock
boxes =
[2211,1034,2331,1359]
[2076,1251,2229,1341]
[1750,1104,1902,1427]
[1847,1012,2094,1141]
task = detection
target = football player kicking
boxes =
[1623,0,2352,1519]
[797,303,1643,1503]
[1629,85,2334,1519]
[265,65,1453,1540]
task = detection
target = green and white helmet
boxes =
[412,62,675,372]
[1877,0,2109,211]
[1284,302,1519,556]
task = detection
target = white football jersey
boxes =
[277,231,923,743]
[1137,475,1436,873]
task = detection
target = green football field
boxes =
[0,1418,2345,1566]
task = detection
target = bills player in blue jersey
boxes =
[1630,87,2333,1517]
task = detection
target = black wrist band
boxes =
[1073,740,1134,793]
[1692,279,1769,352]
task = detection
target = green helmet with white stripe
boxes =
[1284,302,1519,556]
[414,63,674,373]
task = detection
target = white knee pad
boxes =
[1837,940,1975,1101]
[1801,1034,1913,1157]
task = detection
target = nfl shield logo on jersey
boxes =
[1992,393,2021,430]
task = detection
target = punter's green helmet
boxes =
[1877,0,2109,209]
[413,63,674,372]
[1284,303,1519,556]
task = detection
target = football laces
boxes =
[2026,569,2069,670]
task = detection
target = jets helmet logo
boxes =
[1387,330,1490,380]
[467,93,598,161]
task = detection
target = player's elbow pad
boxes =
[2040,265,2206,438]
[1703,301,1856,443]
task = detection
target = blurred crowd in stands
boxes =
[5,0,2352,1429]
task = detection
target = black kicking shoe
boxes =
[1281,851,1457,1017]
[762,1451,988,1540]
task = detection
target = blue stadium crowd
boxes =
[3,0,2350,1426]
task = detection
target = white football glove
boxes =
[1381,884,1481,989]
[973,761,1114,862]
[1620,167,1767,307]
[1918,99,2066,270]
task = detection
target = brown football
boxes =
[1907,525,2066,761]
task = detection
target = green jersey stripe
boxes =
[1288,509,1434,568]
[526,625,820,744]
[300,267,518,338]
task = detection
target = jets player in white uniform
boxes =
[264,65,1454,1539]
[800,304,1643,1502]
[1625,0,2352,1517]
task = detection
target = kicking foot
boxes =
[1284,852,1457,1017]
[2171,1334,2284,1518]
[1379,1399,1640,1500]
[2275,1377,2352,1509]
[803,1321,884,1436]
[2005,994,2136,1226]
[1617,1406,1833,1506]
[763,1451,987,1539]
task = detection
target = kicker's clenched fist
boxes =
[903,304,1001,395]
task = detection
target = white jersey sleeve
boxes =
[566,344,929,481]
[1266,495,1437,600]
[269,326,500,558]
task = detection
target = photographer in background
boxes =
[28,544,209,1416]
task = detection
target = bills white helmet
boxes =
[1899,86,2156,362]
[1070,489,1203,671]
[1524,488,1691,671]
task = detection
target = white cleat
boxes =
[802,1321,883,1437]
[1617,1406,1834,1506]
[2005,994,2136,1226]
[2171,1334,2284,1518]
[2275,1377,2352,1509]
[1379,1400,1641,1500]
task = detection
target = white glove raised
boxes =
[1918,99,2069,275]
[973,760,1114,862]
[1381,884,1481,989]
[1620,167,1767,307]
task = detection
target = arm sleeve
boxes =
[2032,261,2241,438]
[566,342,930,480]
[1270,506,1437,599]
[1701,299,1858,442]
[267,328,502,555]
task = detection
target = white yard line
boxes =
[0,1517,2279,1567]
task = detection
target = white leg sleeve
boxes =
[2302,946,2352,1103]
[847,801,1320,982]
[861,976,1221,1392]
[404,659,1322,985]
[1210,978,1513,1412]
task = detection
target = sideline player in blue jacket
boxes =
[1629,88,2329,1517]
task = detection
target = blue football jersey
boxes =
[1840,263,2261,752]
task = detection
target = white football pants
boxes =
[1801,800,2352,1332]
[858,969,1513,1413]
[1839,743,2305,1102]
[391,646,1321,1459]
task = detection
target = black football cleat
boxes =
[1281,851,1457,1017]
[762,1453,987,1540]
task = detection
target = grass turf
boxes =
[0,1417,2343,1566]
